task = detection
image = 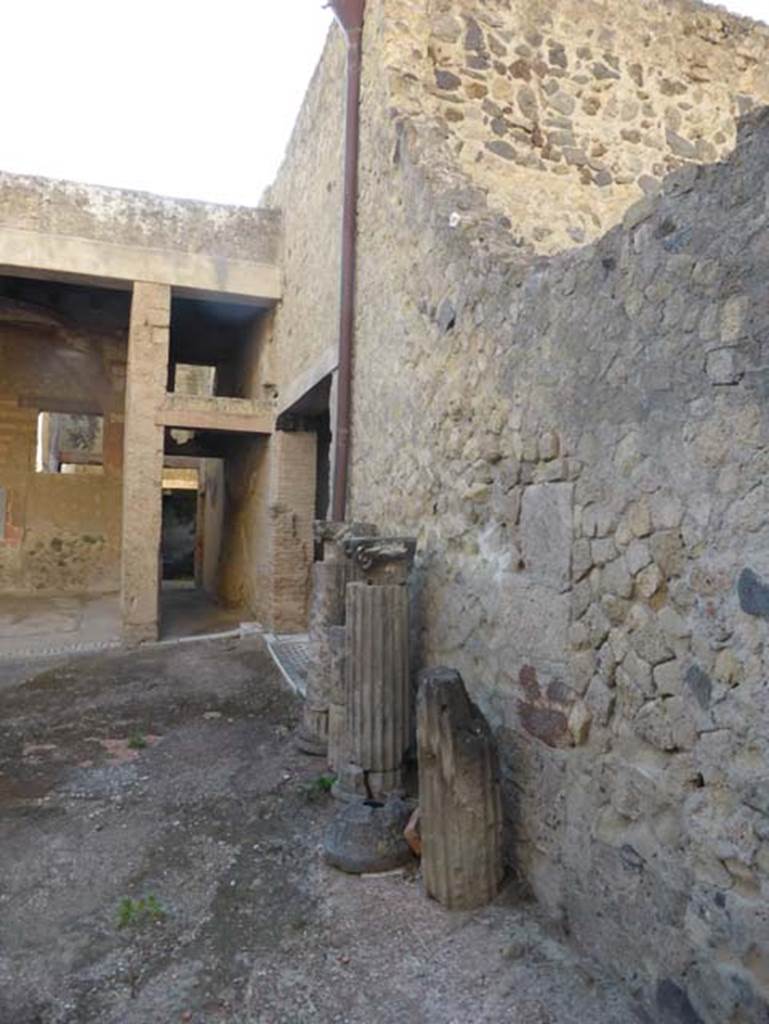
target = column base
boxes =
[121,621,159,646]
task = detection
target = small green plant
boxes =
[116,894,167,929]
[299,773,336,802]
[316,773,335,793]
[127,731,147,750]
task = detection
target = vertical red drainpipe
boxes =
[329,0,365,522]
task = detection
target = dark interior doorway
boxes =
[162,489,197,581]
[314,408,331,522]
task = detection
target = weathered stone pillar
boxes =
[297,561,358,755]
[297,521,376,757]
[121,282,170,643]
[326,624,348,770]
[268,430,317,634]
[334,537,416,802]
[417,667,504,910]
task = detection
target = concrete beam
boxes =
[0,226,281,303]
[157,395,275,434]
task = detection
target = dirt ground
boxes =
[0,637,643,1024]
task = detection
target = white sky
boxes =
[0,0,766,207]
[1,1,333,206]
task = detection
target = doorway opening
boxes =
[276,373,332,562]
[158,460,235,638]
[159,431,265,640]
[161,470,198,585]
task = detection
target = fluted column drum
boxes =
[343,582,410,798]
[417,667,504,911]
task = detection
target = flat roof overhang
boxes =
[0,226,281,305]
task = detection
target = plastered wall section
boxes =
[0,320,125,595]
[216,432,316,632]
[216,437,272,622]
[261,27,346,400]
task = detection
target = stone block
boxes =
[324,795,413,874]
[650,493,684,531]
[498,575,570,663]
[738,568,769,618]
[684,667,716,708]
[602,558,633,598]
[654,659,681,697]
[626,539,652,576]
[706,347,740,385]
[720,295,749,343]
[634,696,697,752]
[520,482,573,590]
[585,676,615,726]
[627,500,652,538]
[655,978,705,1023]
[637,563,663,599]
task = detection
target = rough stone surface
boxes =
[314,521,378,558]
[737,568,769,618]
[298,559,361,755]
[323,794,414,874]
[230,0,769,1018]
[342,536,417,584]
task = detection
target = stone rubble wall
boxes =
[270,1,769,1019]
[354,109,769,1020]
[382,0,769,253]
[0,172,281,263]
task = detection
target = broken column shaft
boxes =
[417,667,504,910]
[296,521,375,757]
[346,582,410,796]
[334,537,416,801]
